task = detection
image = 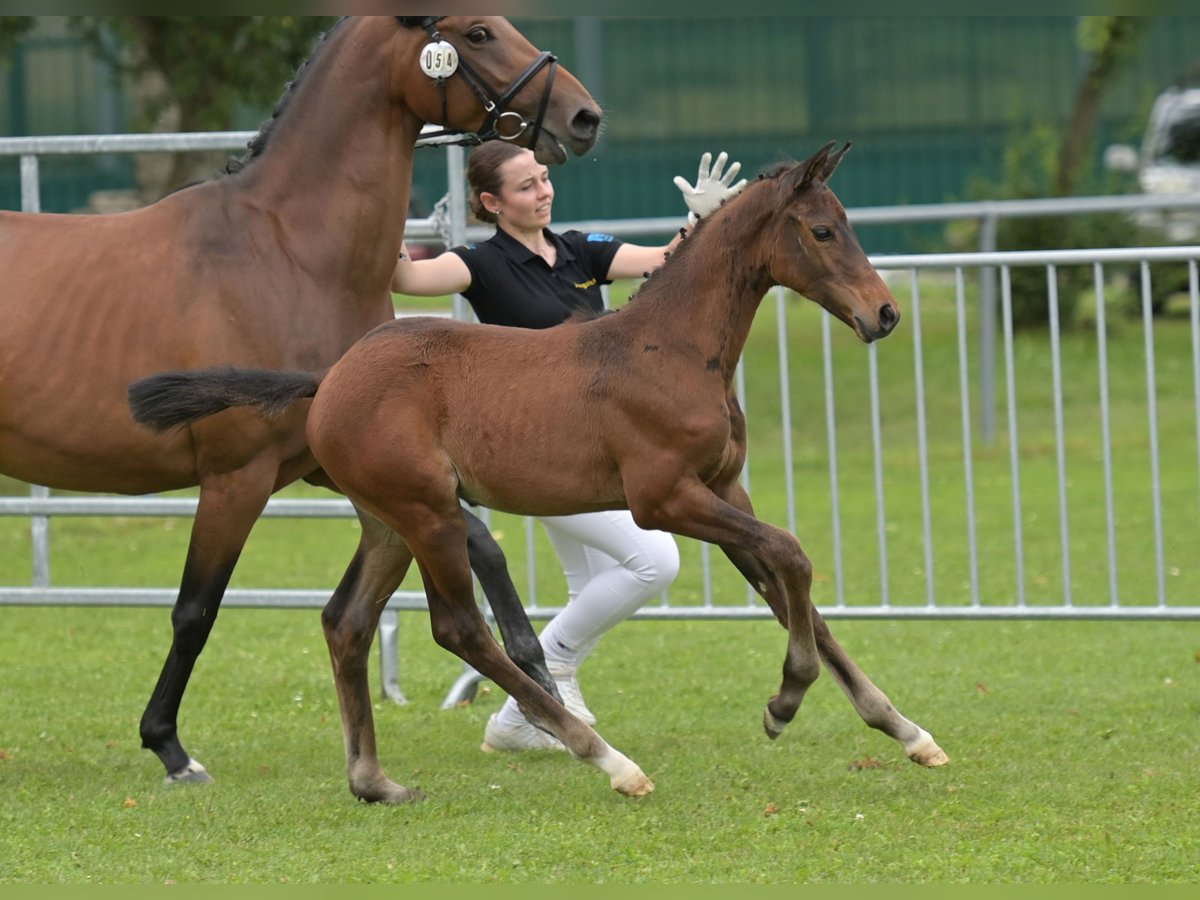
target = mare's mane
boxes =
[224,17,359,175]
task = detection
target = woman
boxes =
[391,142,746,752]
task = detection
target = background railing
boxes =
[4,132,1200,706]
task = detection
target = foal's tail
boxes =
[128,366,321,433]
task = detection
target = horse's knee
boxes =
[770,532,812,585]
[429,608,491,660]
[169,601,219,653]
[794,544,813,584]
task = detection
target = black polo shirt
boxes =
[450,227,623,329]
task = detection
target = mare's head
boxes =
[397,17,601,163]
[743,142,899,343]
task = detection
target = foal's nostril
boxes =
[879,303,899,333]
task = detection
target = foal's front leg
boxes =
[634,476,824,736]
[716,481,948,767]
[809,613,948,766]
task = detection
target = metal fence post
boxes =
[20,153,51,589]
[978,211,999,445]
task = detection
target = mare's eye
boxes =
[466,27,491,44]
[811,226,834,242]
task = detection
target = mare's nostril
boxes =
[571,108,601,140]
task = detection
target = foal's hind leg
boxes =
[321,508,421,804]
[400,509,652,797]
[139,465,274,784]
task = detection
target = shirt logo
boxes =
[586,232,615,243]
[574,278,598,290]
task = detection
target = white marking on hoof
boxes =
[164,758,212,785]
[763,706,787,740]
[597,746,654,797]
[905,730,950,767]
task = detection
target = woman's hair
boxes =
[466,141,530,224]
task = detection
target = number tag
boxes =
[420,40,459,79]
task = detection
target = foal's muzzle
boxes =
[855,302,901,343]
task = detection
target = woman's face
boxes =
[486,149,554,231]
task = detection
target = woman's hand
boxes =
[672,151,748,225]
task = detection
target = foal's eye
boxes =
[811,226,835,243]
[466,26,491,44]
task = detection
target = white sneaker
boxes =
[548,665,597,726]
[480,712,566,753]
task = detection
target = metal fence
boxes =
[3,132,1200,705]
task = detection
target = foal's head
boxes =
[750,142,900,343]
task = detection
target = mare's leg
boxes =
[462,508,559,700]
[139,466,275,783]
[321,508,421,804]
[394,504,652,797]
[713,481,947,767]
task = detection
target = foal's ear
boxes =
[794,140,850,190]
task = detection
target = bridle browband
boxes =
[413,16,559,150]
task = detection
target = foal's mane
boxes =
[615,160,795,307]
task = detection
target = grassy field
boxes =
[2,271,1199,883]
[0,609,1196,883]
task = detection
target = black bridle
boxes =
[414,17,559,149]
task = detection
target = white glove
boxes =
[673,151,748,226]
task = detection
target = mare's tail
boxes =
[128,366,321,433]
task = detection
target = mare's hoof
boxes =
[164,758,213,785]
[763,706,788,740]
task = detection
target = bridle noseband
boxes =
[414,17,559,149]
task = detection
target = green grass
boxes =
[2,272,1200,882]
[0,609,1197,883]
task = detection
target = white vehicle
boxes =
[1105,85,1200,242]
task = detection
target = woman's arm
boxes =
[606,150,745,281]
[605,227,686,280]
[390,242,473,297]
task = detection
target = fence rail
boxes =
[4,132,1200,706]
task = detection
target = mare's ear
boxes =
[792,140,850,191]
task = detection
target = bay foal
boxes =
[131,142,949,801]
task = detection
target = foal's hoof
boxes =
[163,758,213,786]
[906,732,950,768]
[352,777,426,805]
[763,706,788,740]
[362,786,426,805]
[611,768,655,797]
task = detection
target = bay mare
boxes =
[131,143,950,802]
[0,17,601,788]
